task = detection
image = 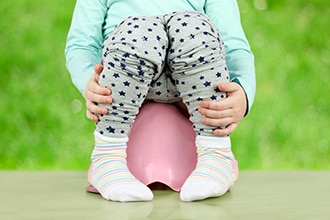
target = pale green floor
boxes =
[0,171,329,220]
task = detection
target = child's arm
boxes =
[199,0,256,135]
[65,0,108,95]
[205,0,256,114]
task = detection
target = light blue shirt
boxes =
[65,0,256,112]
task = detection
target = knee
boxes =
[106,15,169,52]
[166,11,220,39]
[166,12,226,71]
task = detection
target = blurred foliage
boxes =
[0,0,329,170]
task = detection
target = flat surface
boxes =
[0,171,329,220]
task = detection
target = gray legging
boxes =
[96,11,229,138]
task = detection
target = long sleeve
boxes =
[204,0,256,112]
[65,0,108,95]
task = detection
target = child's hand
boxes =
[84,64,112,122]
[198,82,247,136]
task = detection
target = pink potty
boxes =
[126,102,197,192]
[86,102,238,193]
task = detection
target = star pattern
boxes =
[98,12,229,137]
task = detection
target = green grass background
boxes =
[0,0,329,170]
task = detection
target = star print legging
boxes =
[96,11,229,138]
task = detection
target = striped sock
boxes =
[180,136,235,202]
[88,132,153,202]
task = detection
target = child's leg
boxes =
[166,11,235,202]
[90,15,168,202]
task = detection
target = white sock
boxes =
[180,136,235,202]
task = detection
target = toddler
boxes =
[65,0,256,203]
[92,11,234,202]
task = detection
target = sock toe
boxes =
[180,180,228,202]
[104,184,154,202]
